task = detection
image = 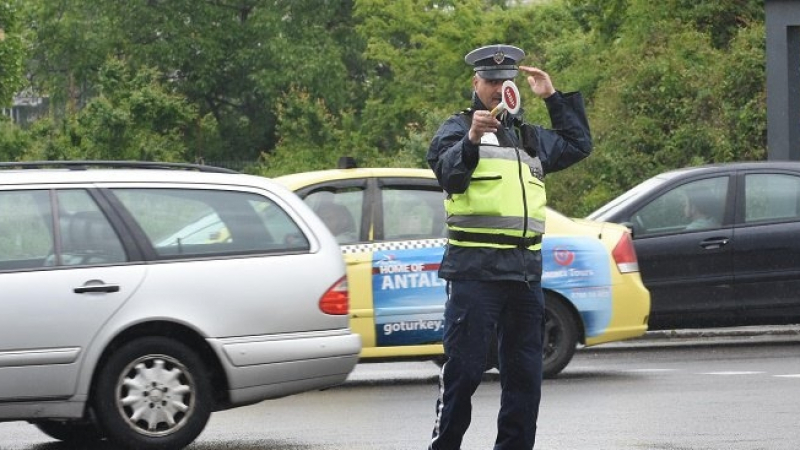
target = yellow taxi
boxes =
[275,161,650,378]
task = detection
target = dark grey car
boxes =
[588,161,800,330]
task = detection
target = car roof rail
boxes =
[0,160,240,174]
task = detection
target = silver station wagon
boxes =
[0,161,361,450]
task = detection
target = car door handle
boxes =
[699,237,729,250]
[74,284,120,294]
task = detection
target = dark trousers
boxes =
[428,279,544,450]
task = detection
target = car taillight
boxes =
[612,232,640,273]
[319,276,349,315]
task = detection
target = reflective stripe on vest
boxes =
[447,214,545,231]
[445,138,546,249]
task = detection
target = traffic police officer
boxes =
[426,44,593,450]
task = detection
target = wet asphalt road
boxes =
[2,326,799,450]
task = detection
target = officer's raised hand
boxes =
[519,66,556,99]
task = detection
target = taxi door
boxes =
[298,176,449,359]
[363,177,448,357]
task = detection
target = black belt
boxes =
[448,229,542,247]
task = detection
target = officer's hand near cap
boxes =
[520,66,556,99]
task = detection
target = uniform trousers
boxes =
[428,279,545,450]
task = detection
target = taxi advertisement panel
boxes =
[371,236,613,347]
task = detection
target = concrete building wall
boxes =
[766,0,800,160]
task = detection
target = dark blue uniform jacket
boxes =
[426,91,593,282]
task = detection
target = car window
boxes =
[0,190,53,270]
[632,176,728,236]
[744,173,800,223]
[587,175,668,221]
[0,189,128,270]
[111,188,310,257]
[382,187,446,240]
[56,190,128,265]
[304,188,364,244]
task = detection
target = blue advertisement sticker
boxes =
[372,247,446,346]
[542,236,613,337]
[370,236,614,346]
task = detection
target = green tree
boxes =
[17,58,200,162]
[0,119,31,160]
[21,0,115,113]
[566,0,628,42]
[96,0,368,163]
[0,1,25,106]
[16,0,369,164]
[548,0,766,215]
[708,22,766,162]
[3,0,770,219]
[352,0,586,156]
[263,87,355,175]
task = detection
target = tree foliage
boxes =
[2,0,769,216]
[0,1,26,106]
[9,58,199,163]
[21,0,114,112]
[94,0,369,163]
[547,0,765,214]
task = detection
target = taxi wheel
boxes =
[543,296,578,379]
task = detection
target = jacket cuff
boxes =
[462,136,480,168]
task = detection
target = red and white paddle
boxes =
[490,80,521,117]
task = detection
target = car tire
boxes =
[543,295,579,379]
[34,419,104,443]
[92,336,213,450]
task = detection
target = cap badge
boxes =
[492,51,505,64]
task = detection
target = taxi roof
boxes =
[275,167,435,191]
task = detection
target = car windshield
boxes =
[586,176,669,221]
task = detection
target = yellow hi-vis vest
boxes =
[445,139,546,250]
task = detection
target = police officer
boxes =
[426,44,592,450]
